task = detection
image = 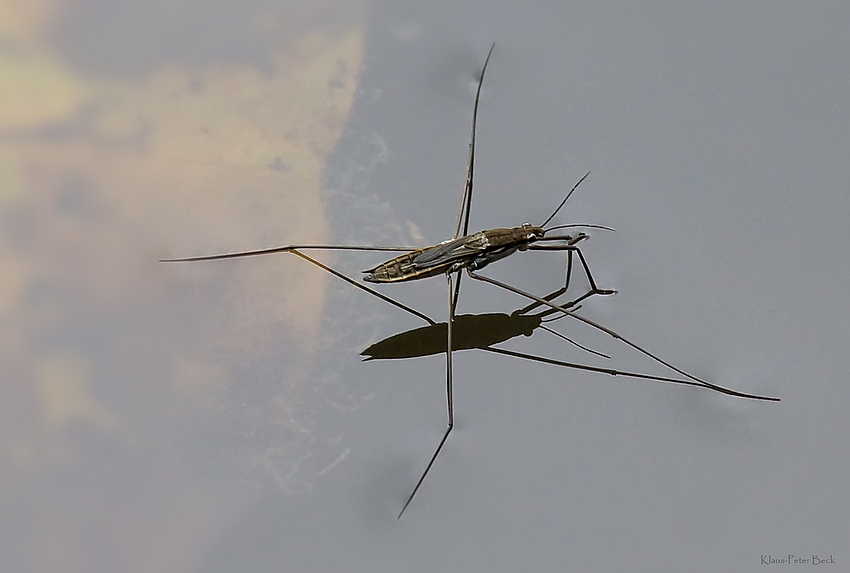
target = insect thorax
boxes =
[483,225,544,247]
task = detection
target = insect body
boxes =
[363,224,546,283]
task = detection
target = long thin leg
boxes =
[289,250,437,326]
[517,247,614,320]
[466,269,780,402]
[514,250,575,317]
[398,272,458,519]
[456,249,606,360]
[452,268,463,311]
[538,324,611,359]
[535,288,608,327]
[506,247,610,359]
[516,243,615,321]
[453,43,496,240]
[528,244,616,296]
[159,243,417,263]
[165,246,436,326]
[478,347,774,399]
[574,248,612,294]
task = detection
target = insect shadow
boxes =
[361,281,608,361]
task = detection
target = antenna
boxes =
[540,170,591,228]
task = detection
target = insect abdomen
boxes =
[363,251,451,283]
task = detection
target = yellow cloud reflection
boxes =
[1,6,365,569]
[2,16,363,470]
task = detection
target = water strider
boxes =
[160,43,779,519]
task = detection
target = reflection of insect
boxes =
[360,284,612,362]
[161,43,779,518]
[358,286,770,396]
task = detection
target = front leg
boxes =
[527,241,617,297]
